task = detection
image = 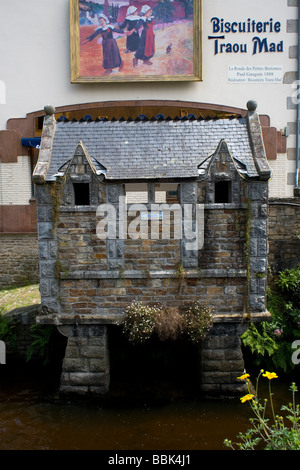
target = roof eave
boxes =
[32,110,56,185]
[246,102,272,181]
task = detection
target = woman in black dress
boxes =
[133,5,155,67]
[119,6,140,53]
[83,14,124,74]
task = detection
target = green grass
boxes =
[0,284,41,314]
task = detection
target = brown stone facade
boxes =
[268,198,300,272]
[0,233,39,288]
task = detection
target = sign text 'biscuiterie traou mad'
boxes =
[208,17,284,55]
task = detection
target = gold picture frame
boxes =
[70,0,202,83]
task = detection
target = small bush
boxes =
[242,265,300,374]
[154,307,185,341]
[26,324,55,365]
[121,300,214,344]
[277,265,300,308]
[122,301,161,343]
[182,301,214,343]
[0,312,18,351]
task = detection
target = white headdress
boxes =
[140,4,151,14]
[126,6,138,16]
[98,13,109,23]
[126,5,139,20]
[98,13,110,30]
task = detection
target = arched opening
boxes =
[108,325,201,400]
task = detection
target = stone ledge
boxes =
[60,268,247,280]
[36,313,124,325]
[58,203,249,212]
[59,205,98,212]
[204,203,248,210]
[36,310,271,326]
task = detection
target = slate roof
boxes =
[45,117,261,181]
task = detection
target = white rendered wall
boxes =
[0,156,32,205]
[0,0,298,199]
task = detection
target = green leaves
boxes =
[0,313,18,351]
[241,322,277,357]
[26,324,55,365]
[242,265,300,373]
[225,374,300,450]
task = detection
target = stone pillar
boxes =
[35,183,61,315]
[200,321,248,397]
[58,324,110,396]
[106,183,125,270]
[179,181,199,268]
[248,182,269,312]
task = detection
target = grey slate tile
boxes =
[46,118,258,181]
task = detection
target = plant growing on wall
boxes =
[182,301,214,343]
[154,307,186,341]
[121,300,214,344]
[122,301,161,343]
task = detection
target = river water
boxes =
[0,378,249,451]
[0,362,296,452]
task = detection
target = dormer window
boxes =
[214,181,232,203]
[73,183,90,205]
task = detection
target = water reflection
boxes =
[0,369,253,451]
[0,363,297,451]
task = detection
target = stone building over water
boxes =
[33,100,271,396]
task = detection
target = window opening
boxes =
[74,183,90,205]
[155,183,179,203]
[125,183,148,203]
[214,181,232,203]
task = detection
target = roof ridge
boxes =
[56,114,244,124]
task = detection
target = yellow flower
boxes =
[240,394,255,403]
[237,373,250,381]
[262,371,278,380]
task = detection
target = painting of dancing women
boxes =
[70,0,202,82]
[133,5,155,67]
[82,13,124,74]
[119,5,140,54]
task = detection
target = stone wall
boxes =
[268,198,300,272]
[0,233,39,288]
[198,207,247,271]
[59,275,247,317]
[58,324,110,396]
[201,320,248,396]
[5,304,41,360]
[0,197,298,291]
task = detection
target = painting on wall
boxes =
[70,0,202,82]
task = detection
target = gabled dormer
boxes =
[54,141,106,207]
[198,140,249,206]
